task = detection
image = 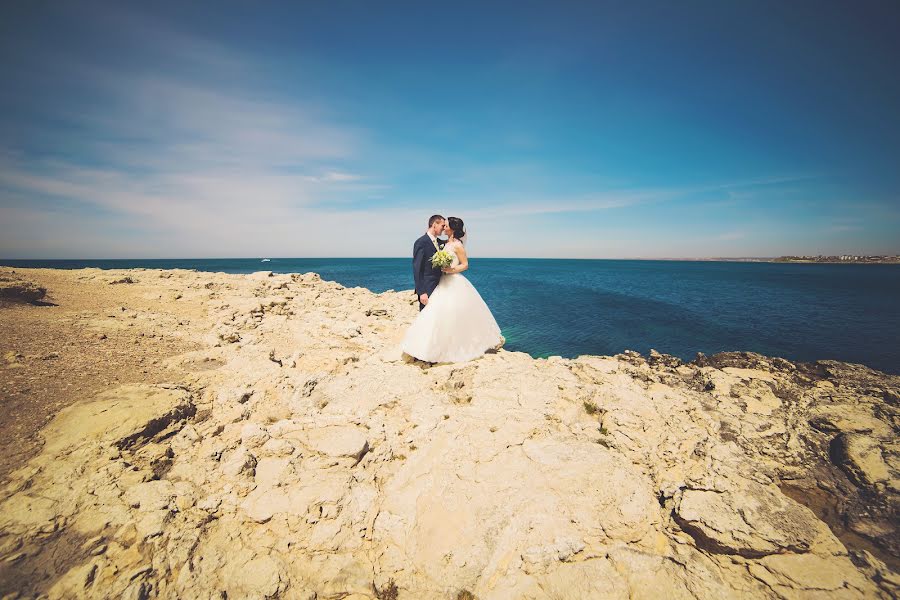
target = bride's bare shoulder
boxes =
[446,240,465,254]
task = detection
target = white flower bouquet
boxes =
[430,249,454,269]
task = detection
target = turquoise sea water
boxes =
[4,258,899,374]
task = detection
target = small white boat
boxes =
[260,258,271,262]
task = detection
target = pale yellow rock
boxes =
[810,405,893,437]
[722,366,777,382]
[296,425,369,461]
[675,482,825,557]
[759,553,868,592]
[529,559,629,599]
[0,267,894,600]
[223,555,285,597]
[40,384,194,456]
[833,433,891,486]
[221,446,257,478]
[47,560,100,600]
[0,494,58,531]
[240,422,271,448]
[123,480,175,511]
[253,456,293,489]
[745,394,781,415]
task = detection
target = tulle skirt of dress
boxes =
[401,273,503,363]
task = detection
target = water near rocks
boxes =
[5,258,899,373]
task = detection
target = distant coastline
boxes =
[771,255,900,264]
[637,255,900,264]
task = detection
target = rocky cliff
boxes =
[0,267,897,599]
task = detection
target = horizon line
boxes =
[3,255,899,262]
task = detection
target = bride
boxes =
[401,217,503,363]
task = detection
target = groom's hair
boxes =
[428,214,445,227]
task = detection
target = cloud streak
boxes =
[0,6,384,256]
[1,4,895,259]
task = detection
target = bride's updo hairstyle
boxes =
[447,217,466,240]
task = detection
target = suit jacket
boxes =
[413,233,443,298]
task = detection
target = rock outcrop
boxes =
[0,271,47,304]
[0,267,897,599]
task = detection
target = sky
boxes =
[1,0,899,259]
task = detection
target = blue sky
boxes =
[1,0,898,258]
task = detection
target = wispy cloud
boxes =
[318,171,363,183]
[0,6,384,256]
[823,217,865,234]
[1,4,894,259]
[710,174,823,190]
[460,188,676,219]
[454,174,822,221]
[714,231,746,241]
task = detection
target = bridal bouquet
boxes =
[430,249,454,269]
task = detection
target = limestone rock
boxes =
[259,438,295,457]
[1,267,895,599]
[530,559,630,599]
[0,273,47,303]
[123,481,176,511]
[39,384,195,455]
[135,510,169,540]
[222,447,257,478]
[830,433,892,487]
[674,481,825,557]
[297,425,369,463]
[810,405,892,438]
[240,422,270,448]
[756,553,871,592]
[332,320,362,339]
[223,555,285,597]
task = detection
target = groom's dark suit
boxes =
[412,233,444,311]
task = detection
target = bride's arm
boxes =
[442,243,469,274]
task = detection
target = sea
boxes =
[4,258,899,374]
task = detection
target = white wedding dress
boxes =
[401,241,503,363]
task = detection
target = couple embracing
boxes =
[401,215,503,363]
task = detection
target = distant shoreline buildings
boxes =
[773,255,900,264]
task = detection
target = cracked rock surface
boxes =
[0,267,897,599]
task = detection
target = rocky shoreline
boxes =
[0,266,897,599]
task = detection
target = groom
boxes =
[412,215,446,311]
